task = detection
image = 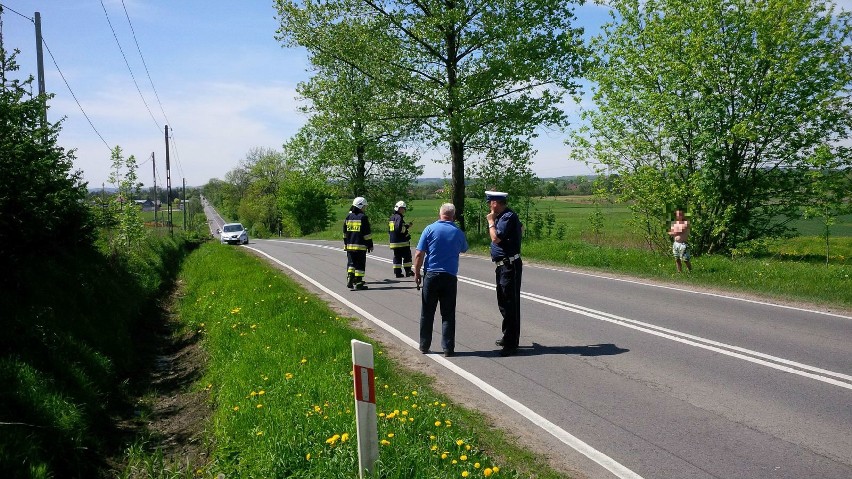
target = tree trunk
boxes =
[450,139,465,230]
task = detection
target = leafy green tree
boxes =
[107,146,146,255]
[571,0,852,254]
[0,45,92,273]
[803,145,852,264]
[278,168,336,236]
[275,0,586,229]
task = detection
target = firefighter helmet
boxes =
[394,201,407,211]
[352,197,368,209]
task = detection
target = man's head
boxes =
[394,200,407,213]
[439,203,456,221]
[485,191,508,213]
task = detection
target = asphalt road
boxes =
[201,204,852,478]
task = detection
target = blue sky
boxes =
[2,1,849,188]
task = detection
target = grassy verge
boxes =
[0,234,194,478]
[172,242,567,478]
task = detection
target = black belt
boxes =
[493,253,520,265]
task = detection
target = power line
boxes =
[42,38,113,152]
[99,0,162,133]
[120,0,171,127]
[168,130,185,180]
[0,3,31,22]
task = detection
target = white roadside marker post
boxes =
[351,340,378,478]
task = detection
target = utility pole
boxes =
[165,125,173,236]
[34,12,47,127]
[182,178,187,231]
[151,152,157,226]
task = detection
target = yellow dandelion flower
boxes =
[306,453,311,460]
[456,439,464,446]
[435,421,442,427]
[341,433,350,442]
[300,358,307,364]
[256,404,263,409]
[441,403,447,407]
[250,391,257,397]
[460,454,468,461]
[256,431,264,436]
[462,472,469,478]
[465,445,471,451]
[452,459,458,464]
[258,390,265,395]
[387,433,395,438]
[484,468,493,477]
[445,420,452,426]
[379,412,386,418]
[492,466,500,473]
[285,373,293,379]
[399,417,406,422]
[402,410,409,416]
[380,439,391,446]
[326,434,340,445]
[411,391,418,396]
[431,445,438,451]
[430,435,436,440]
[441,453,448,460]
[408,417,414,422]
[474,462,481,468]
[233,406,239,411]
[412,404,418,408]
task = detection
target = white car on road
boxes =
[220,223,249,245]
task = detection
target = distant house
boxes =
[134,199,155,211]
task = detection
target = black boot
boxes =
[395,270,405,278]
[346,273,354,289]
[405,269,415,277]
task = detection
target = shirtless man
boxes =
[668,209,692,272]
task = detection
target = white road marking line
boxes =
[259,239,852,390]
[245,245,643,479]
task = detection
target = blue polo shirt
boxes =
[416,220,469,275]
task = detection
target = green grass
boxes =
[174,243,566,478]
[307,197,851,309]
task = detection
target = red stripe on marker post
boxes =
[353,364,376,404]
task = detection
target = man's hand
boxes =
[414,273,421,290]
[486,212,494,223]
[367,246,373,253]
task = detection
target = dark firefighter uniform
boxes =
[388,202,414,277]
[344,197,373,290]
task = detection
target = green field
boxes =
[306,197,851,309]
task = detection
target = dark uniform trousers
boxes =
[392,247,413,274]
[495,259,522,348]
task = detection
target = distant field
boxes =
[317,197,851,260]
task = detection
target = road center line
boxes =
[264,239,852,390]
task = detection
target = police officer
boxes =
[388,200,414,278]
[485,191,523,356]
[344,196,373,290]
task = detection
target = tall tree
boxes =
[571,0,852,254]
[0,45,91,272]
[276,0,586,229]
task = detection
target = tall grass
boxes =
[175,243,565,478]
[0,235,193,478]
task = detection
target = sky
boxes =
[1,1,850,189]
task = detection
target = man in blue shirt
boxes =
[413,203,469,357]
[485,191,523,356]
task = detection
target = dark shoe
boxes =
[354,282,368,290]
[443,350,455,357]
[419,348,429,354]
[405,270,415,277]
[395,272,405,278]
[498,347,518,357]
[346,273,354,289]
[495,338,505,347]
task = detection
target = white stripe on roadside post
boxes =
[352,340,378,478]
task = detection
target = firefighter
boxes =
[388,200,414,278]
[344,196,373,290]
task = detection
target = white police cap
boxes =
[485,191,508,201]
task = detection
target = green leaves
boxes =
[574,0,852,254]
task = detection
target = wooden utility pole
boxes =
[34,12,47,128]
[151,152,157,226]
[165,125,173,235]
[182,178,186,231]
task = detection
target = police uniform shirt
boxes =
[490,208,522,261]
